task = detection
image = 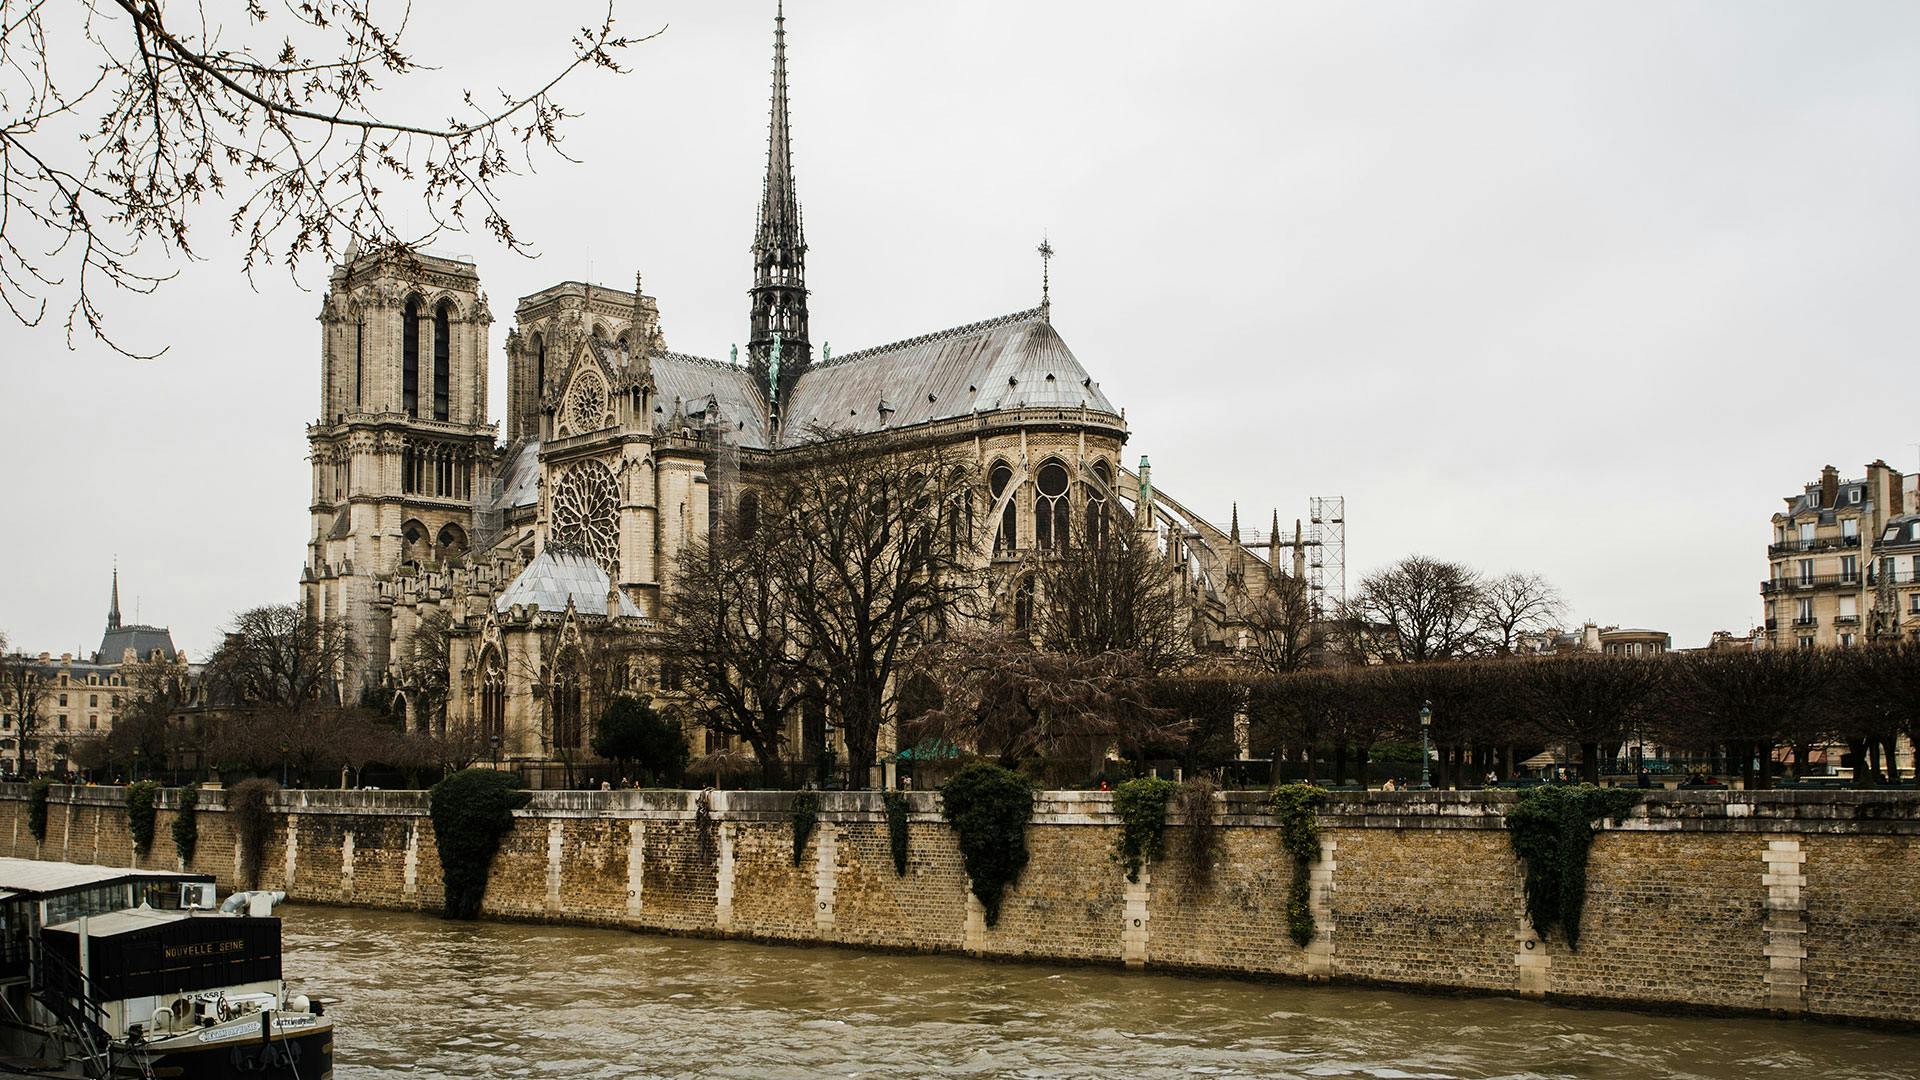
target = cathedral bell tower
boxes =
[304,247,497,698]
[747,1,812,434]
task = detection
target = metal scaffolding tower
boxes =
[1308,496,1346,618]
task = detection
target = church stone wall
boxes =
[4,786,1918,1025]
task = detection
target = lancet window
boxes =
[402,296,422,415]
[433,300,452,421]
[1035,460,1070,551]
[990,462,1015,553]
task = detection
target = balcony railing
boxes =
[1792,617,1818,627]
[1770,536,1859,556]
[1759,573,1879,595]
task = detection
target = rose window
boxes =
[549,460,620,570]
[564,370,610,435]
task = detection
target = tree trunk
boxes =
[1332,742,1348,787]
[1354,744,1371,786]
[1579,742,1599,784]
[1792,742,1814,780]
[1848,740,1873,789]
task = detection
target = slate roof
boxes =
[96,625,176,664]
[560,310,1117,452]
[778,309,1117,447]
[486,438,542,513]
[653,351,769,447]
[494,548,642,617]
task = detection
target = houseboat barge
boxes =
[0,857,332,1078]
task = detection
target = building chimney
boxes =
[1820,465,1839,508]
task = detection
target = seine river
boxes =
[280,904,1919,1079]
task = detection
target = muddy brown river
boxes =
[279,904,1919,1078]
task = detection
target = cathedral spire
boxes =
[108,560,122,630]
[749,0,811,429]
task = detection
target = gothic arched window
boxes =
[438,523,468,559]
[990,462,1015,553]
[738,491,760,540]
[1013,576,1035,633]
[480,650,505,745]
[552,656,583,750]
[1085,460,1112,548]
[402,295,422,415]
[433,300,453,421]
[533,332,547,397]
[1035,460,1070,551]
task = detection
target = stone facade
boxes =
[298,7,1299,776]
[1763,460,1920,648]
[5,785,1919,1025]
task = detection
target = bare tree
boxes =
[1031,515,1191,673]
[0,642,49,776]
[915,632,1185,780]
[204,603,358,711]
[658,510,813,785]
[1,0,653,355]
[1478,572,1564,655]
[766,430,983,786]
[1234,573,1318,674]
[392,608,452,733]
[1512,655,1660,784]
[1346,556,1486,664]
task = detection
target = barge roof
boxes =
[0,858,210,898]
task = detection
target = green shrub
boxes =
[592,697,690,785]
[941,764,1033,926]
[171,786,200,866]
[1270,783,1327,947]
[790,792,819,866]
[1112,777,1177,883]
[428,769,531,920]
[882,791,910,876]
[1507,784,1641,949]
[126,780,160,858]
[26,779,50,844]
[229,778,280,889]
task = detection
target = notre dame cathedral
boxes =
[301,6,1301,777]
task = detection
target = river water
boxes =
[280,904,1919,1079]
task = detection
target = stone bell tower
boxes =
[304,246,497,699]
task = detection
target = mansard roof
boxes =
[96,625,176,664]
[777,309,1118,447]
[494,548,642,617]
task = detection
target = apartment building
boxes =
[1763,460,1920,648]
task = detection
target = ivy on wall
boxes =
[1112,777,1176,883]
[1270,783,1327,947]
[1506,785,1641,949]
[694,789,717,866]
[882,792,910,876]
[126,780,160,858]
[790,792,819,866]
[26,779,50,844]
[428,769,532,920]
[1174,777,1220,890]
[230,778,280,890]
[171,785,200,867]
[941,764,1033,926]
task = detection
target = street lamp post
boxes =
[1419,702,1433,789]
[489,735,501,772]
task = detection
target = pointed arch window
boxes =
[1085,460,1112,548]
[402,296,422,415]
[533,333,547,397]
[738,491,760,540]
[990,462,1015,553]
[1035,461,1070,551]
[433,301,453,421]
[353,315,365,408]
[552,656,584,750]
[1013,576,1035,633]
[480,651,506,745]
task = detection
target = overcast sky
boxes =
[3,0,1918,657]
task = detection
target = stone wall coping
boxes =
[0,784,1914,834]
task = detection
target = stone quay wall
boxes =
[2,785,1916,1025]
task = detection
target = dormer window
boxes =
[1850,488,1863,504]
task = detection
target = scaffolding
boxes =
[1309,496,1346,619]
